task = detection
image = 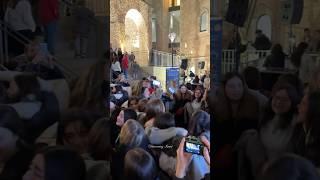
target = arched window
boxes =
[257,15,272,40]
[200,10,208,32]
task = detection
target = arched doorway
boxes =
[124,9,149,65]
[257,15,272,40]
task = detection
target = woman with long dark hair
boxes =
[294,91,320,167]
[237,83,301,179]
[212,72,260,148]
[184,87,206,128]
[211,72,260,180]
[264,44,286,69]
[171,84,192,128]
[124,148,159,180]
[188,110,210,140]
[259,83,301,158]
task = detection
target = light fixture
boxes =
[168,32,176,67]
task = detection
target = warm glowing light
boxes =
[191,66,195,73]
[120,43,124,50]
[126,9,144,27]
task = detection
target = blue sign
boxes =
[166,67,180,93]
[211,18,223,86]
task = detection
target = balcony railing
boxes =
[150,50,179,67]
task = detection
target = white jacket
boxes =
[111,61,121,72]
[4,0,36,32]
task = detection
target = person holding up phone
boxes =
[174,136,210,180]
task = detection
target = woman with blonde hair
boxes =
[69,60,106,115]
[111,120,149,180]
[131,80,143,97]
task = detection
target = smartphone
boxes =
[153,80,161,86]
[184,136,204,155]
[168,87,175,94]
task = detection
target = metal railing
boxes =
[222,49,320,74]
[150,50,179,67]
[241,50,271,67]
[0,0,104,80]
[0,19,78,80]
[221,49,236,74]
[221,49,271,73]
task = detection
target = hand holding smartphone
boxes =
[184,136,204,155]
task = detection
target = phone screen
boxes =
[169,87,175,94]
[185,142,202,155]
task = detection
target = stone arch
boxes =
[124,9,149,65]
[110,0,151,65]
[249,3,273,41]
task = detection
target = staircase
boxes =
[54,1,103,76]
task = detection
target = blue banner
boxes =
[166,67,180,94]
[211,18,223,86]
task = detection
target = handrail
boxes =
[0,19,78,79]
[0,21,30,44]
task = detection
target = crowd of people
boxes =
[2,39,320,179]
[109,46,212,179]
[111,48,139,80]
[109,73,211,179]
[0,39,212,180]
[210,65,320,179]
[1,1,320,179]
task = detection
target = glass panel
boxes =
[152,18,157,42]
[200,12,208,32]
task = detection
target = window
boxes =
[152,18,157,42]
[200,11,208,32]
[257,15,272,40]
[170,0,180,7]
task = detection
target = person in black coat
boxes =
[264,44,286,69]
[253,30,272,50]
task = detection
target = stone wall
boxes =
[180,0,210,74]
[110,0,152,66]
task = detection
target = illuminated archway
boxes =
[124,9,149,65]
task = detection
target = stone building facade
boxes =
[151,0,210,74]
[109,0,210,72]
[110,0,152,66]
